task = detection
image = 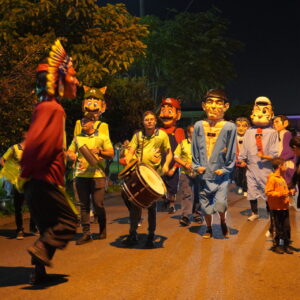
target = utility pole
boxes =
[139,0,145,17]
[139,0,145,77]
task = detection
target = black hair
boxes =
[274,115,289,124]
[271,157,285,170]
[290,136,300,149]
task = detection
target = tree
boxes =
[104,77,155,143]
[137,9,243,105]
[0,0,148,153]
[226,104,252,121]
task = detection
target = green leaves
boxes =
[137,9,243,105]
[0,0,148,152]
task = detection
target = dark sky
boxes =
[103,0,300,115]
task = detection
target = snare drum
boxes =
[119,162,166,208]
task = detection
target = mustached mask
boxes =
[159,97,181,128]
[82,86,107,119]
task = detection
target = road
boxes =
[1,185,300,300]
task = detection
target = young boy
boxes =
[265,158,293,254]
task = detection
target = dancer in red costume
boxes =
[159,98,185,213]
[21,40,79,284]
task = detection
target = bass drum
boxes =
[120,162,166,208]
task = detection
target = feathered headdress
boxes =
[47,40,72,97]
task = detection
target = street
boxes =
[1,185,300,300]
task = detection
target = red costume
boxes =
[159,98,185,212]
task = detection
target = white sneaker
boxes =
[237,188,243,194]
[247,214,259,221]
[243,192,248,197]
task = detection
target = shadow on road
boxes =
[0,266,69,289]
[110,216,130,225]
[110,233,167,250]
[189,224,239,240]
[240,208,269,219]
[0,229,37,239]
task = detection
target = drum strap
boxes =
[136,131,145,163]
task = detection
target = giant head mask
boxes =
[273,115,289,132]
[82,86,107,119]
[159,97,181,128]
[202,89,229,120]
[236,117,250,136]
[250,97,274,127]
[36,40,79,100]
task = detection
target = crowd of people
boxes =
[0,40,300,285]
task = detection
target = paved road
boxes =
[1,185,300,300]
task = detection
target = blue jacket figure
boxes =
[192,89,236,239]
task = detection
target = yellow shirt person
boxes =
[68,131,113,178]
[129,129,171,173]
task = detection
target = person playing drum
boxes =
[67,114,114,245]
[124,111,172,248]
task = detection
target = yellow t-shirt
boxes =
[0,144,23,186]
[129,129,171,172]
[68,131,113,178]
[73,120,110,138]
[174,138,192,174]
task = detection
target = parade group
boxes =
[1,40,300,285]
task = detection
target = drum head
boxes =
[118,159,138,179]
[138,164,166,196]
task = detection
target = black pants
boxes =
[13,186,36,232]
[270,210,291,246]
[75,177,106,234]
[232,166,247,191]
[122,191,156,236]
[25,179,77,261]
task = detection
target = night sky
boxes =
[103,0,300,115]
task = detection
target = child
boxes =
[265,158,293,254]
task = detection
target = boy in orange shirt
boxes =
[265,158,293,254]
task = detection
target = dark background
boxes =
[103,0,300,115]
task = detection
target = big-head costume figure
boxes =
[238,97,278,221]
[233,117,250,195]
[21,40,78,284]
[73,85,109,137]
[159,97,185,213]
[192,89,236,239]
[273,115,296,186]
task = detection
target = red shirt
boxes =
[21,99,66,186]
[160,126,185,144]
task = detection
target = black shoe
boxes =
[273,246,284,254]
[220,222,229,237]
[284,246,294,254]
[203,227,212,239]
[29,264,49,285]
[27,240,52,267]
[193,214,203,224]
[99,230,107,240]
[145,234,155,248]
[168,206,176,214]
[76,234,93,245]
[123,233,138,246]
[179,216,191,226]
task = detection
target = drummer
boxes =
[67,114,114,245]
[124,111,172,248]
